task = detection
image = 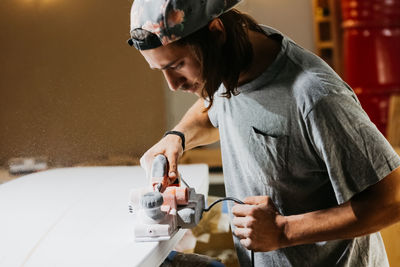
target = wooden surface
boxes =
[180,148,222,169]
[0,165,208,267]
[381,222,400,267]
[381,146,400,266]
[387,95,400,147]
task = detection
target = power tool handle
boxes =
[151,154,168,178]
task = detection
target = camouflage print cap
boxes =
[128,0,242,50]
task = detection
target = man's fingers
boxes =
[232,204,254,217]
[168,162,178,178]
[165,150,182,179]
[233,223,255,250]
[163,134,184,178]
[243,195,269,205]
[239,238,252,250]
[139,133,184,183]
[232,216,250,228]
[164,154,178,178]
[234,227,251,239]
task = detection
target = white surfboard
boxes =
[0,164,209,267]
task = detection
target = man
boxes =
[128,0,400,266]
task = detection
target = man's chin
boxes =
[181,85,203,96]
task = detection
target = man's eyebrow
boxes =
[151,59,179,70]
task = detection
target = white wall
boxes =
[164,84,198,132]
[165,0,315,130]
[238,0,315,51]
[0,0,167,165]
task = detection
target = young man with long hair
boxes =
[128,0,400,265]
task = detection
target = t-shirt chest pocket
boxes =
[246,126,289,186]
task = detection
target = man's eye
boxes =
[173,62,183,70]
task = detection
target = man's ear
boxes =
[208,18,226,44]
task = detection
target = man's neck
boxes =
[237,30,281,86]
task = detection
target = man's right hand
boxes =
[140,133,184,183]
[140,98,219,184]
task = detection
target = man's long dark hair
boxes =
[175,9,265,109]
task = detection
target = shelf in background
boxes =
[312,0,343,76]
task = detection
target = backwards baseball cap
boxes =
[128,0,242,50]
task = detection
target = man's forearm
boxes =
[172,98,219,151]
[139,98,218,179]
[282,168,400,248]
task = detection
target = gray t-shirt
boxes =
[207,25,400,266]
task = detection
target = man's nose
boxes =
[162,70,185,91]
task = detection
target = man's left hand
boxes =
[232,196,287,252]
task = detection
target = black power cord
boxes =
[203,197,255,267]
[180,176,255,267]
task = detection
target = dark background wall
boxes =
[0,0,166,166]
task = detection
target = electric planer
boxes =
[129,154,205,242]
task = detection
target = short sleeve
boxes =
[204,97,218,128]
[305,94,400,204]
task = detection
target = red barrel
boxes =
[342,0,400,135]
